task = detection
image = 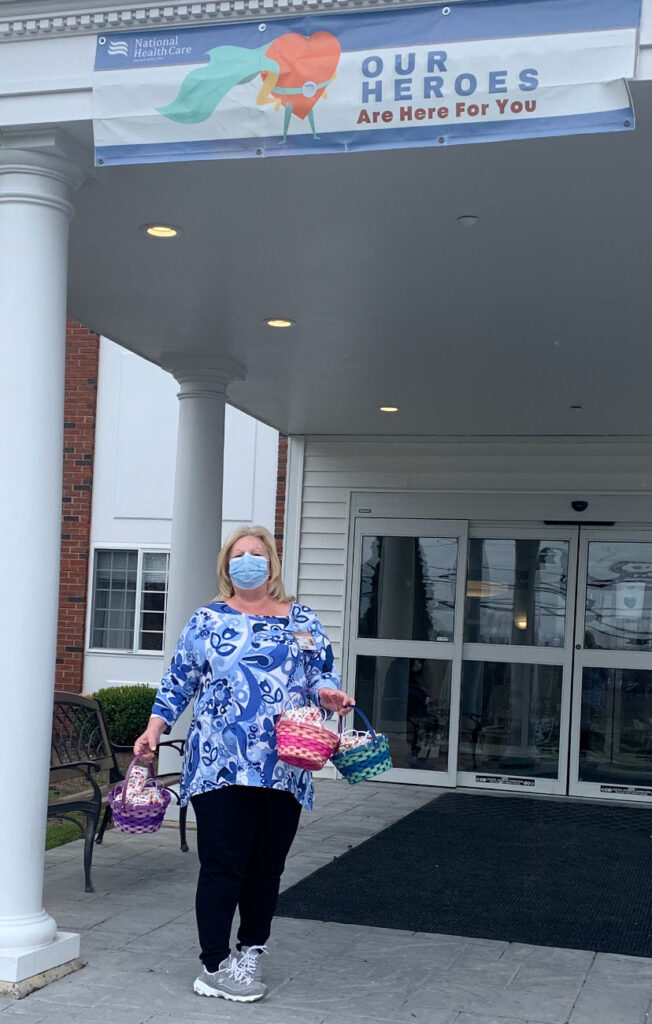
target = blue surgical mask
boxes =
[229,552,269,590]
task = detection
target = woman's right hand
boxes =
[133,717,167,764]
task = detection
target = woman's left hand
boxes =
[318,688,356,716]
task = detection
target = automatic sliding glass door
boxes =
[347,518,468,786]
[457,527,578,795]
[346,513,652,802]
[570,531,652,802]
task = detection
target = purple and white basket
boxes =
[108,756,171,835]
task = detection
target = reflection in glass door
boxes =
[570,532,652,801]
[346,516,652,802]
[457,529,577,795]
[348,519,467,786]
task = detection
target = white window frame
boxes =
[86,543,170,656]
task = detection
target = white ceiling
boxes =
[65,80,652,437]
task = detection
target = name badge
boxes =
[293,631,317,652]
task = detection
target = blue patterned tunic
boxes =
[151,602,341,810]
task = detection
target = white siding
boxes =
[91,339,279,546]
[84,339,279,695]
[294,436,652,671]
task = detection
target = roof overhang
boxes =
[2,0,652,437]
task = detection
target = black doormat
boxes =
[277,792,652,957]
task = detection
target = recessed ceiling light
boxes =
[457,215,479,227]
[265,318,295,328]
[380,406,399,413]
[143,224,181,238]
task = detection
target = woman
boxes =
[133,525,354,1004]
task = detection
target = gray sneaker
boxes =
[193,947,268,1002]
[238,945,267,984]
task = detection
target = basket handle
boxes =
[122,755,156,810]
[279,690,330,720]
[338,706,379,744]
[280,689,306,713]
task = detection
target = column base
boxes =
[0,931,80,985]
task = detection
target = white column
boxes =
[0,130,84,984]
[162,357,246,654]
[157,358,245,777]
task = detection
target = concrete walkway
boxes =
[2,781,651,1024]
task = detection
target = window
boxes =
[89,549,169,652]
[139,552,169,651]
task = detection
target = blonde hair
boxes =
[216,525,293,602]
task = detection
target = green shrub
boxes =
[92,684,156,746]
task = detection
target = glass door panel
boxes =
[347,518,467,786]
[458,526,577,796]
[459,661,563,780]
[359,535,458,642]
[584,541,652,651]
[579,666,652,790]
[570,531,652,801]
[355,655,451,772]
[465,539,569,647]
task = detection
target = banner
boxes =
[92,0,641,166]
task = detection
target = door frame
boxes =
[342,492,652,799]
[456,524,579,796]
[568,527,652,803]
[345,516,468,787]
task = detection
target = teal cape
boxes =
[158,45,280,124]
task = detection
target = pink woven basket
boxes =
[275,700,340,771]
[108,756,171,835]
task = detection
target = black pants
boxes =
[191,785,302,972]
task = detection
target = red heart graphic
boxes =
[262,32,341,120]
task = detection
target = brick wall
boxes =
[274,433,288,562]
[55,320,100,694]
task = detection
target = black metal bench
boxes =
[50,690,188,892]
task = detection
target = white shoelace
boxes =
[228,946,268,985]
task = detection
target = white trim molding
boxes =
[281,434,304,598]
[0,0,469,42]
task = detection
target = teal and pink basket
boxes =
[275,697,392,783]
[331,707,393,784]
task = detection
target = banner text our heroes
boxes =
[360,50,540,103]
